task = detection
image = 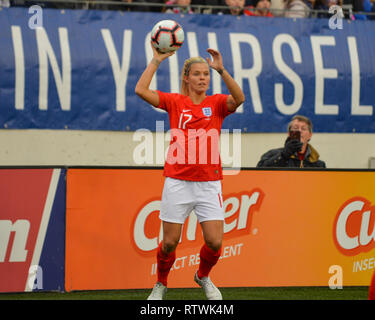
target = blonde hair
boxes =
[180,57,209,96]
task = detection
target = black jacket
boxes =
[257,144,326,168]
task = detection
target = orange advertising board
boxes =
[65,168,375,291]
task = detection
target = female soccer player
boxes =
[135,43,245,300]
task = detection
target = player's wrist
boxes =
[217,68,225,76]
[151,58,161,67]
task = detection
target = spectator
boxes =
[369,0,375,20]
[363,0,374,16]
[191,0,222,14]
[223,0,246,15]
[353,0,374,19]
[306,0,316,8]
[284,0,311,17]
[128,0,164,12]
[121,0,134,10]
[108,0,134,11]
[270,0,286,16]
[257,115,326,168]
[341,0,370,19]
[244,0,274,16]
[314,0,342,18]
[0,0,10,7]
[165,0,194,14]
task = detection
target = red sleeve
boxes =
[156,91,183,113]
[156,90,169,112]
[215,94,234,119]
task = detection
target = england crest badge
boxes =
[202,107,212,117]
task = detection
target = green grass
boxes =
[0,286,369,300]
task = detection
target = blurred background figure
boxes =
[362,0,375,19]
[314,0,341,17]
[349,0,372,19]
[244,0,274,16]
[257,115,326,168]
[121,0,134,11]
[111,0,133,11]
[136,0,165,12]
[270,0,286,16]
[165,0,194,14]
[191,0,223,14]
[284,0,312,17]
[115,0,164,12]
[223,0,246,15]
[0,0,10,7]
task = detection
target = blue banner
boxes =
[0,7,374,132]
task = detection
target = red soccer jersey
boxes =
[157,91,233,181]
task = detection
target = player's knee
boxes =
[162,239,179,253]
[205,239,222,252]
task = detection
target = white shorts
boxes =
[160,177,224,224]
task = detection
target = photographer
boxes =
[257,115,326,168]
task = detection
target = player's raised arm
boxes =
[206,48,245,112]
[135,43,175,107]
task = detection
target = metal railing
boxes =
[7,0,375,18]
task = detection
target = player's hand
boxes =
[206,48,224,73]
[151,41,175,62]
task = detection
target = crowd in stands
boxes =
[2,0,375,19]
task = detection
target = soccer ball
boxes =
[151,20,184,53]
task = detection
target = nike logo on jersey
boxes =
[182,109,191,112]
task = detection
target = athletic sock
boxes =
[156,242,176,287]
[369,270,375,300]
[197,244,221,279]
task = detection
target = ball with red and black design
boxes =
[151,20,185,53]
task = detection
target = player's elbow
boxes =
[236,95,245,107]
[237,92,245,106]
[233,95,245,110]
[135,83,146,99]
[134,84,142,97]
